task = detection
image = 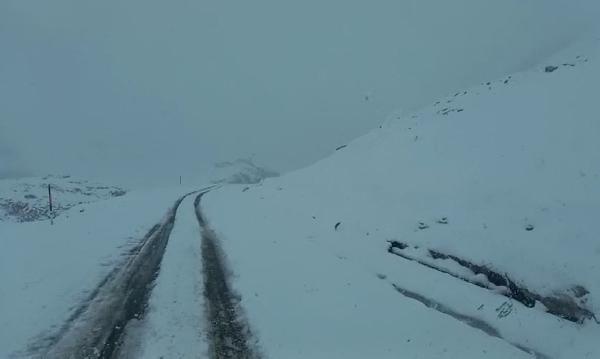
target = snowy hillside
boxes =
[0,175,126,222]
[201,35,600,358]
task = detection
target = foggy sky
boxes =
[1,0,598,186]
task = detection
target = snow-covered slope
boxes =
[202,35,600,358]
[0,175,126,222]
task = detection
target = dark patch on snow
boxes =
[545,65,559,73]
[110,189,127,197]
[334,222,342,231]
[335,144,348,151]
[0,200,48,222]
[437,107,464,116]
[571,285,589,298]
[388,242,596,324]
[389,241,408,250]
[428,249,536,308]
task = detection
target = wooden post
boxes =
[48,184,53,213]
[179,176,182,185]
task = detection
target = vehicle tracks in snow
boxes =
[390,283,551,359]
[387,240,596,324]
[38,191,199,359]
[194,192,260,359]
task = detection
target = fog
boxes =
[1,0,598,186]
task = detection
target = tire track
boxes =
[391,284,551,359]
[194,192,260,359]
[388,241,596,323]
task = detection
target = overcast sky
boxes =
[1,0,598,187]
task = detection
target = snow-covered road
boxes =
[119,194,209,359]
[44,194,191,358]
[34,189,259,359]
[118,192,260,359]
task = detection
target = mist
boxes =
[1,0,598,187]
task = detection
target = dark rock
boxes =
[437,217,448,224]
[388,241,409,251]
[110,189,127,197]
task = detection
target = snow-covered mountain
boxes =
[210,158,279,185]
[200,35,600,358]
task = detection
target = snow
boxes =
[0,175,126,222]
[0,186,189,358]
[201,34,600,358]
